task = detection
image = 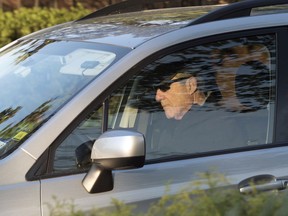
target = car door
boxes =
[33,27,288,215]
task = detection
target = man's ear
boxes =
[186,77,197,94]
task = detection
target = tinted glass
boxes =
[53,88,125,172]
[121,34,276,159]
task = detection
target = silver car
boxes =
[1,0,288,215]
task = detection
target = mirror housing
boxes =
[82,130,145,193]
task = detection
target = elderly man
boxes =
[155,72,210,120]
[153,71,244,156]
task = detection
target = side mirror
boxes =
[75,140,93,169]
[82,130,145,193]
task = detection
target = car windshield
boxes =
[0,39,129,158]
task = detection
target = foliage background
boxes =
[1,0,240,11]
[0,5,91,47]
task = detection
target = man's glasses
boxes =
[154,77,189,92]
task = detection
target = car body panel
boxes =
[0,149,35,184]
[40,146,288,215]
[0,180,40,216]
[0,150,40,215]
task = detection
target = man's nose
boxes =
[155,89,165,101]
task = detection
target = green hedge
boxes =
[0,5,91,47]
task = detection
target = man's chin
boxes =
[164,112,183,120]
[164,112,173,119]
[174,115,184,120]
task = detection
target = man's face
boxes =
[155,79,193,120]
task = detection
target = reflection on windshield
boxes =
[0,39,120,158]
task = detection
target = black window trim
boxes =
[274,26,288,143]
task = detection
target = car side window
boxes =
[52,33,276,172]
[126,34,276,160]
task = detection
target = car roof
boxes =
[24,5,222,48]
[22,0,288,49]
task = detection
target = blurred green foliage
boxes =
[0,4,91,47]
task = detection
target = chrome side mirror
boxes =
[82,130,145,193]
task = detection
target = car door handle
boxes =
[238,174,288,194]
[239,180,287,194]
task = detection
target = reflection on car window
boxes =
[53,33,276,172]
[0,39,126,159]
[119,34,276,160]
